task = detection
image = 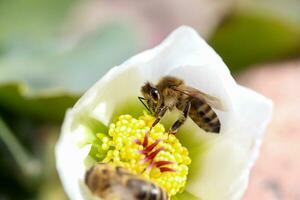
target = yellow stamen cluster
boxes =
[90,113,191,196]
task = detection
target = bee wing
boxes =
[174,85,226,111]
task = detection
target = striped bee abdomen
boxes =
[189,99,220,133]
[126,179,168,200]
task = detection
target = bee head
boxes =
[141,82,162,115]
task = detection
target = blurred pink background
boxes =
[239,61,300,200]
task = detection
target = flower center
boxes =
[89,113,191,196]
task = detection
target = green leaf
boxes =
[0,24,140,94]
[0,24,140,121]
[0,83,78,121]
[0,0,140,121]
[209,11,300,72]
[0,0,75,47]
[0,116,41,178]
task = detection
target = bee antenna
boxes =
[138,96,151,113]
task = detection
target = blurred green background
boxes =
[0,0,299,199]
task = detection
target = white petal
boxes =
[55,110,91,200]
[232,85,273,168]
[55,26,272,200]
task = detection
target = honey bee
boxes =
[139,76,223,134]
[85,163,169,200]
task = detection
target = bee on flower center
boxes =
[85,163,169,200]
[139,76,224,134]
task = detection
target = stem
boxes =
[0,116,41,178]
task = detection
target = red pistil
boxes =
[147,147,164,160]
[146,161,155,171]
[134,139,142,145]
[145,139,161,152]
[142,147,164,163]
[155,161,174,167]
[136,133,176,173]
[160,167,177,173]
[139,139,161,155]
[142,133,149,147]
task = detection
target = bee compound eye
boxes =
[150,88,160,102]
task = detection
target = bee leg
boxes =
[168,101,191,135]
[148,106,168,133]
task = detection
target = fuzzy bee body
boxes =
[141,76,222,134]
[188,98,220,133]
[85,164,168,200]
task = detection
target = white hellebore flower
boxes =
[55,26,272,200]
